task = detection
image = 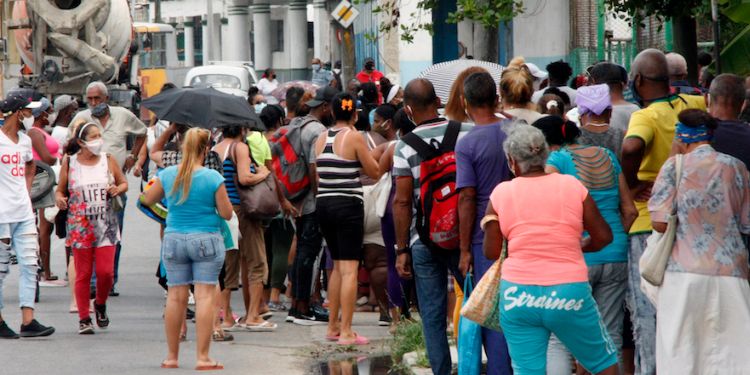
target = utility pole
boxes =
[155,0,162,23]
[711,0,721,74]
[206,0,214,62]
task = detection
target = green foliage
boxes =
[356,0,521,43]
[390,320,429,369]
[604,0,709,21]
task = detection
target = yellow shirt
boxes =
[625,94,706,233]
[246,131,272,165]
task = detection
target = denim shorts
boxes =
[162,232,225,286]
[500,279,618,374]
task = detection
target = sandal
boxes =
[244,320,277,332]
[212,330,234,342]
[196,361,224,371]
[160,360,179,369]
[337,334,370,346]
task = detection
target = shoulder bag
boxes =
[639,154,683,302]
[230,142,281,220]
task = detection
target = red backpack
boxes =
[270,117,317,201]
[402,121,462,251]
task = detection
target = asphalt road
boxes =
[0,176,390,374]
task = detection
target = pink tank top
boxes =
[29,127,61,161]
[489,173,590,286]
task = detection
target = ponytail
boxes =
[171,128,210,204]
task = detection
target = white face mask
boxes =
[85,139,104,155]
[21,114,34,130]
[47,112,58,125]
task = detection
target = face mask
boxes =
[369,110,376,126]
[91,103,109,118]
[85,139,104,155]
[628,78,643,107]
[365,63,374,71]
[333,68,341,74]
[0,118,4,127]
[47,112,58,125]
[312,64,321,72]
[405,106,418,127]
[21,114,34,130]
[374,119,391,137]
[271,74,276,79]
[255,103,267,113]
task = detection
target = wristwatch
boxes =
[395,245,411,256]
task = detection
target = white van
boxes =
[183,62,258,98]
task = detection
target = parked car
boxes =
[183,62,258,98]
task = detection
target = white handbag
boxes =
[639,154,683,302]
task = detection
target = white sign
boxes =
[331,0,359,29]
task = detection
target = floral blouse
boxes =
[649,145,750,278]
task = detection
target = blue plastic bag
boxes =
[458,272,483,375]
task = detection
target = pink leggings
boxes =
[74,245,115,320]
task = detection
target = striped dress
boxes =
[316,129,363,201]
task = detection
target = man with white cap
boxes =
[0,92,56,339]
[49,95,78,147]
[665,52,702,95]
[524,62,548,91]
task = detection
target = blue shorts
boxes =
[162,232,225,286]
[500,279,618,374]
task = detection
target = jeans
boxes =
[74,245,115,320]
[291,213,322,302]
[0,219,39,311]
[411,239,463,375]
[161,232,226,286]
[627,234,656,375]
[471,244,513,375]
[546,262,628,375]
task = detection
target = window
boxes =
[307,22,313,49]
[271,20,284,52]
[138,32,167,68]
[189,74,242,90]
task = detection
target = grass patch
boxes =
[389,319,430,373]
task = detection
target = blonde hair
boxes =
[500,57,535,106]
[444,66,489,122]
[171,128,210,204]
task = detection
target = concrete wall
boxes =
[512,0,570,68]
[397,1,432,85]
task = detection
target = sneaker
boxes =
[94,303,109,329]
[268,302,288,312]
[311,303,330,320]
[292,309,329,326]
[378,313,392,327]
[185,308,195,320]
[188,292,195,305]
[78,318,95,335]
[285,308,299,323]
[108,286,120,297]
[20,319,55,337]
[9,254,17,265]
[0,321,19,339]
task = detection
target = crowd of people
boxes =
[0,48,748,375]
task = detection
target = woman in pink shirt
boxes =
[28,98,61,283]
[482,125,618,375]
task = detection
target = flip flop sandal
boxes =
[222,323,245,332]
[212,330,234,342]
[337,334,370,346]
[244,321,277,332]
[160,361,179,369]
[195,361,224,371]
[260,311,273,320]
[325,334,340,342]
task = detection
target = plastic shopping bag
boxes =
[458,273,483,375]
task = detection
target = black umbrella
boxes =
[142,87,264,130]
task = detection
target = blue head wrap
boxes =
[675,122,712,144]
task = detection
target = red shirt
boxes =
[356,70,385,104]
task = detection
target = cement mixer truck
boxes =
[1,0,138,108]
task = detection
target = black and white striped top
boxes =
[316,129,363,200]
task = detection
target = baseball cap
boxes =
[53,94,76,112]
[32,97,51,118]
[307,86,339,108]
[1,91,41,114]
[525,63,548,80]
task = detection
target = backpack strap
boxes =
[402,131,439,160]
[440,121,462,152]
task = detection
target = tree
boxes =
[359,0,523,63]
[604,0,710,83]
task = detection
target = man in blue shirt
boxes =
[455,71,513,375]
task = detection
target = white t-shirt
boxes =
[532,86,578,107]
[0,131,35,224]
[257,78,279,96]
[50,126,68,150]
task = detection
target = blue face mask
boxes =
[254,103,266,113]
[368,110,376,126]
[0,118,4,127]
[628,78,643,107]
[312,64,321,72]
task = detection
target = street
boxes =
[0,176,391,374]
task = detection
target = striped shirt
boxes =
[316,129,363,200]
[392,118,473,244]
[222,158,241,205]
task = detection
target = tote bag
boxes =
[460,241,506,332]
[458,273,482,375]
